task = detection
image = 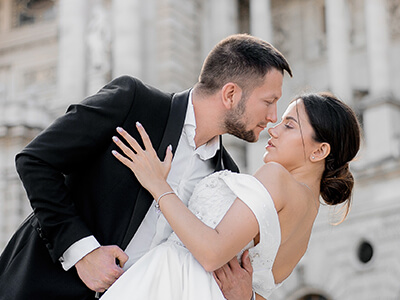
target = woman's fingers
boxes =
[135,122,154,151]
[113,124,164,172]
[163,145,173,167]
[112,149,133,169]
[112,135,137,161]
[115,124,155,154]
[116,126,144,154]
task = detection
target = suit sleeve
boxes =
[15,76,138,262]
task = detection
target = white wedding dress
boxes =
[102,171,282,300]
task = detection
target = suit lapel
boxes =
[157,89,190,158]
[213,136,240,173]
[121,89,190,249]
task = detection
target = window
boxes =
[357,240,374,264]
[12,0,56,28]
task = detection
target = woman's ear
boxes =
[310,142,330,162]
[221,82,242,109]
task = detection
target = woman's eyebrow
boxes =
[283,115,298,123]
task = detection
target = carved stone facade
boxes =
[388,0,400,37]
[0,0,399,299]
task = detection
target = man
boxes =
[0,34,291,300]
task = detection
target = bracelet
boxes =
[155,191,175,211]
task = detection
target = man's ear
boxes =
[310,142,330,162]
[221,82,242,109]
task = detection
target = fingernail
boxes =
[116,127,123,133]
[112,150,117,156]
[136,121,142,127]
[168,144,173,151]
[112,136,119,142]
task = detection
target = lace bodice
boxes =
[167,170,282,298]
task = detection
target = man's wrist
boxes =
[59,236,100,270]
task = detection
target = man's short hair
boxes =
[197,34,292,95]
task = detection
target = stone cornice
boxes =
[359,93,400,110]
[0,21,57,55]
[0,102,52,133]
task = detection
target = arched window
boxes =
[357,240,374,264]
[299,294,329,300]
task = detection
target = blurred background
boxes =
[0,0,400,299]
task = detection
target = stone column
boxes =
[249,0,273,42]
[325,0,352,103]
[0,136,4,250]
[56,0,88,112]
[365,0,391,97]
[362,0,399,163]
[208,0,239,47]
[154,0,199,92]
[86,0,112,95]
[0,0,12,33]
[111,0,142,78]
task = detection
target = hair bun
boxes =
[321,162,354,206]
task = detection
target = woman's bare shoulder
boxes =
[253,163,298,212]
[254,163,311,214]
[254,162,289,177]
[254,162,295,188]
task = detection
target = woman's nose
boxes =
[268,126,278,138]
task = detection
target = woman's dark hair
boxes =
[196,34,292,95]
[299,92,361,220]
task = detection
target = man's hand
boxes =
[213,250,253,300]
[75,245,129,293]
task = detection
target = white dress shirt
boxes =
[60,92,219,271]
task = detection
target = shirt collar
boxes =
[184,91,220,160]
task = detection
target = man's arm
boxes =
[15,76,139,291]
[213,252,267,300]
[75,246,128,293]
[213,250,255,300]
[59,236,129,292]
[16,76,138,262]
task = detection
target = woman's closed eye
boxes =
[284,122,294,129]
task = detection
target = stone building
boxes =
[0,0,399,299]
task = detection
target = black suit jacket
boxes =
[0,76,239,299]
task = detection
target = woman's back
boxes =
[254,162,320,284]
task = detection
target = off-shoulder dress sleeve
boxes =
[220,172,282,298]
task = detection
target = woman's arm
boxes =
[112,124,259,272]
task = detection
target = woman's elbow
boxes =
[198,251,225,272]
[202,261,220,273]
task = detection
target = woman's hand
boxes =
[111,122,173,195]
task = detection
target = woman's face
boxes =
[263,99,319,171]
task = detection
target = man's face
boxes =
[224,68,283,142]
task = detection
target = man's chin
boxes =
[239,134,257,143]
[227,128,257,143]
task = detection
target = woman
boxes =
[102,92,361,299]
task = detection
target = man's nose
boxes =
[266,106,277,123]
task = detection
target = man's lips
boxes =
[257,124,267,130]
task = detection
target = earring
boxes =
[311,156,315,160]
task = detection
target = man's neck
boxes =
[191,89,224,148]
